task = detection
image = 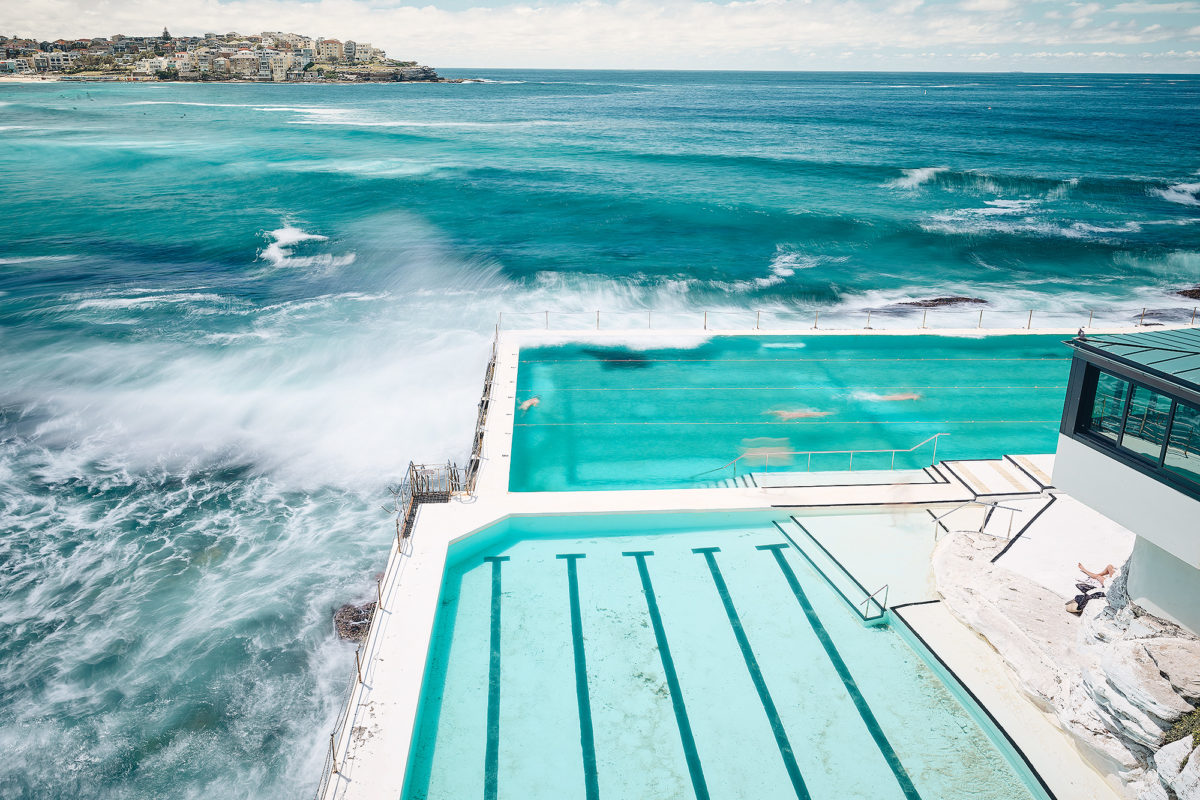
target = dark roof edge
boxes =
[1067,337,1200,401]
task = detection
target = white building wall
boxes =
[1054,435,1200,567]
[1054,433,1200,634]
[1126,536,1200,634]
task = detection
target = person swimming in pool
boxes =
[518,396,540,413]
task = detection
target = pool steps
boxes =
[772,518,889,625]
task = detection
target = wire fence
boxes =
[494,304,1200,333]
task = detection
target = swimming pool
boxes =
[508,334,1070,491]
[401,513,1049,800]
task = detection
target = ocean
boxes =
[0,70,1197,799]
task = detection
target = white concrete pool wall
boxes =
[319,325,1163,800]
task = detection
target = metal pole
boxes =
[354,647,363,683]
[545,310,549,329]
[756,310,761,330]
[1088,309,1094,328]
[376,578,383,610]
[890,451,896,470]
[704,311,707,330]
[1139,307,1146,326]
[931,435,939,465]
[813,310,819,329]
[807,452,812,472]
[595,310,599,330]
[1027,310,1033,329]
[978,309,983,329]
[1192,307,1197,326]
[921,309,927,329]
[849,451,854,471]
[866,310,872,329]
[648,310,652,329]
[330,734,339,775]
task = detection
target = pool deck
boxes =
[319,326,1162,800]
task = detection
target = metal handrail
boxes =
[697,432,949,479]
[860,584,889,619]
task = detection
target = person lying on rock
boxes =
[1078,562,1117,586]
[1066,563,1114,615]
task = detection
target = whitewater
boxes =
[0,70,1198,799]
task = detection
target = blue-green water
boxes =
[1,70,1198,798]
[510,334,1071,491]
[405,513,1046,800]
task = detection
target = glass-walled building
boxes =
[1055,327,1200,634]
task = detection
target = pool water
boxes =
[402,514,1048,800]
[509,334,1070,491]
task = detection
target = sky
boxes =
[7,0,1200,71]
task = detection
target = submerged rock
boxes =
[894,296,988,308]
[334,602,377,642]
[1177,287,1200,301]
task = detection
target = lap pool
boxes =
[401,513,1050,800]
[508,334,1070,491]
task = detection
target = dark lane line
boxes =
[558,554,600,800]
[623,550,710,800]
[693,547,811,800]
[758,543,922,800]
[483,555,510,800]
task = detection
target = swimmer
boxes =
[854,391,922,402]
[518,396,541,413]
[768,408,833,421]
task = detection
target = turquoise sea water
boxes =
[1,71,1198,798]
[510,334,1071,491]
[406,514,1047,800]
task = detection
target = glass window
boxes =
[1120,384,1173,461]
[1086,370,1129,442]
[1164,401,1200,487]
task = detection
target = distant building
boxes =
[317,39,343,61]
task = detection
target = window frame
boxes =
[1069,361,1200,501]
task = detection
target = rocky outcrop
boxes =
[894,296,988,308]
[334,602,377,642]
[1177,287,1200,301]
[1155,737,1200,799]
[932,532,1199,799]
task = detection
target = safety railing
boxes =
[494,305,1199,333]
[774,518,889,625]
[698,432,949,481]
[314,481,424,800]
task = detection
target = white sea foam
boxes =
[258,226,355,269]
[887,166,948,189]
[74,292,229,311]
[1152,181,1200,206]
[0,254,76,265]
[122,100,257,108]
[754,249,845,288]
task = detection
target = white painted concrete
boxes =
[992,493,1135,599]
[1127,536,1200,635]
[896,602,1123,800]
[1053,435,1200,568]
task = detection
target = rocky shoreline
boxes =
[934,532,1200,800]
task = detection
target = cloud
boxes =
[5,0,1200,70]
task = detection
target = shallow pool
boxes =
[402,513,1049,800]
[509,334,1070,491]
